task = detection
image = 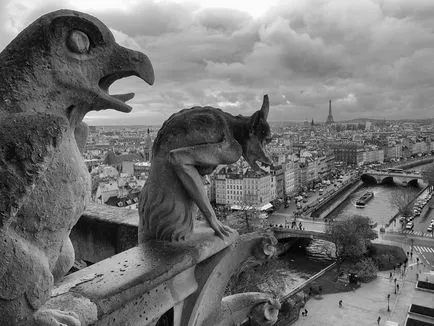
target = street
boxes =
[381,232,434,269]
[269,172,358,226]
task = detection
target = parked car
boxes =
[405,221,414,230]
[427,225,433,233]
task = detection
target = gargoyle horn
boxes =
[260,94,269,120]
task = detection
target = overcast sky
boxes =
[1,0,434,125]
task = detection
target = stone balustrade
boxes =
[49,209,281,326]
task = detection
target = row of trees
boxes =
[391,163,434,217]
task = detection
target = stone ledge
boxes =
[71,202,140,263]
[56,223,238,320]
[83,201,139,227]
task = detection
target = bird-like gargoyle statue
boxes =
[139,95,272,241]
[0,10,154,325]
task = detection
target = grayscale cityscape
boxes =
[0,1,433,326]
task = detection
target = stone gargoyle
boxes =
[0,10,154,325]
[139,95,273,242]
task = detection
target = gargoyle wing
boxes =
[0,112,67,224]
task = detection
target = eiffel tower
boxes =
[326,100,334,124]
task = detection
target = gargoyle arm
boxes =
[168,138,242,238]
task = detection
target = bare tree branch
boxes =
[390,189,414,216]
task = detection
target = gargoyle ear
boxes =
[260,94,269,120]
[249,111,260,134]
[249,94,269,134]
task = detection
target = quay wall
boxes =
[310,158,434,221]
[310,180,363,219]
[395,157,434,170]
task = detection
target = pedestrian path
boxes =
[292,241,433,326]
[394,230,434,238]
[413,245,434,254]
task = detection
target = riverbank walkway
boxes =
[292,241,433,326]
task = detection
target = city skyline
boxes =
[1,0,434,125]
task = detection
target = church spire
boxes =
[144,128,153,161]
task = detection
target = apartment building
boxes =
[331,142,364,165]
[270,165,285,200]
[214,167,272,208]
[243,169,272,207]
[284,159,296,196]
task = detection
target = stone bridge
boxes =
[270,220,330,241]
[361,170,424,185]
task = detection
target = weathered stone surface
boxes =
[219,292,280,326]
[275,292,307,326]
[182,232,280,326]
[0,9,153,325]
[52,225,238,324]
[249,296,281,326]
[139,95,272,241]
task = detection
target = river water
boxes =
[327,183,421,226]
[327,163,431,226]
[258,162,433,302]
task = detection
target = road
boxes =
[268,172,358,226]
[381,232,434,269]
[412,202,434,234]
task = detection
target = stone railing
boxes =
[48,207,281,326]
[70,202,139,264]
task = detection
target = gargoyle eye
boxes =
[67,30,90,54]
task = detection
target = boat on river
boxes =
[356,191,374,208]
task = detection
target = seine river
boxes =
[327,184,421,226]
[328,163,430,226]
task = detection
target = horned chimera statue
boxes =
[138,95,281,325]
[138,94,273,241]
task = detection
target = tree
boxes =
[422,163,434,187]
[225,200,263,234]
[352,258,378,282]
[390,189,414,217]
[326,215,377,260]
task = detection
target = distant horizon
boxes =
[3,1,434,125]
[87,117,434,128]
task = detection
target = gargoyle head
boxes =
[249,298,281,326]
[252,235,278,260]
[0,10,154,127]
[243,95,273,171]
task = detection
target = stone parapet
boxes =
[51,223,281,325]
[71,202,139,263]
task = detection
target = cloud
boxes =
[1,0,434,124]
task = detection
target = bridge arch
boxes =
[380,176,394,185]
[407,179,419,187]
[361,173,377,184]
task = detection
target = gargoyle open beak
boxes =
[97,45,154,113]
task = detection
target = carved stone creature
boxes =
[0,10,154,325]
[139,95,272,241]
